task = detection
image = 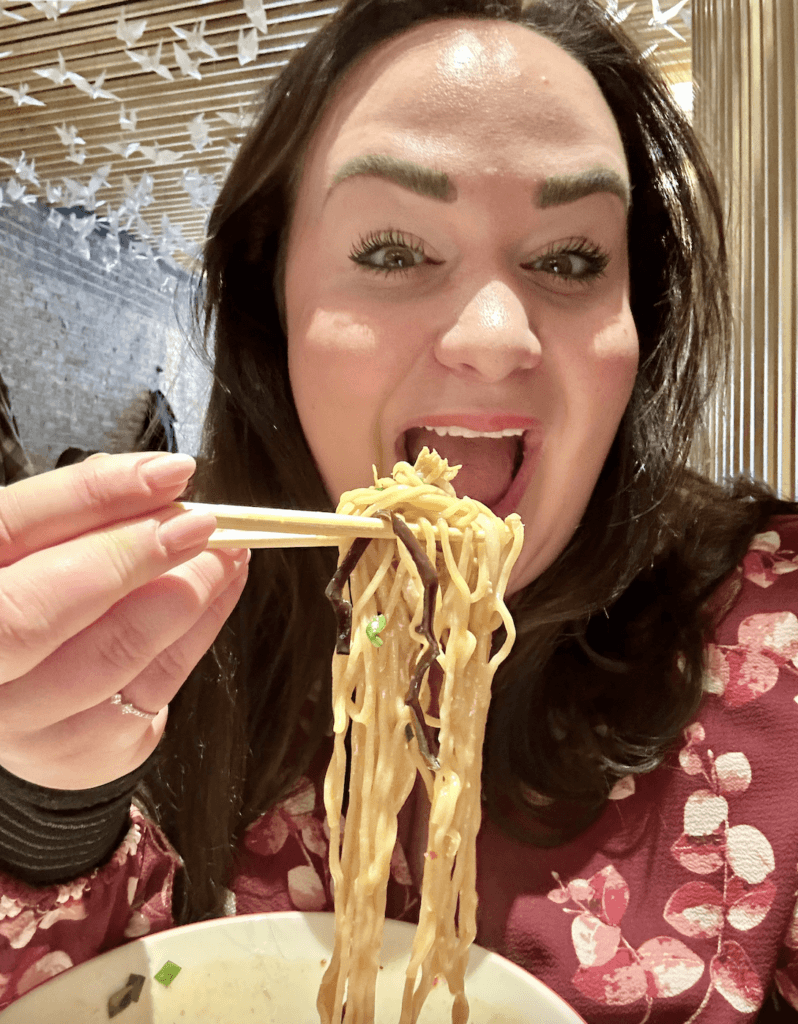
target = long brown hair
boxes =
[140,0,794,922]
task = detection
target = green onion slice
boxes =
[365,613,387,648]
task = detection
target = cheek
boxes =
[290,308,385,404]
[576,314,639,419]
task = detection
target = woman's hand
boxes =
[0,451,250,790]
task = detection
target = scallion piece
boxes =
[366,613,387,647]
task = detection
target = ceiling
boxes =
[0,0,691,270]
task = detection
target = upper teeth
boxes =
[423,425,526,439]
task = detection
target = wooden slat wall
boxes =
[0,1,338,257]
[693,0,798,498]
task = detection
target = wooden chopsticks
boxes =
[174,501,482,549]
[176,501,406,549]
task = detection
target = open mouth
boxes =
[401,425,532,514]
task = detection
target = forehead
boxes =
[300,19,628,195]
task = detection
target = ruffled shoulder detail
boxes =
[0,805,179,1009]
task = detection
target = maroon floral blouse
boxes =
[3,516,798,1021]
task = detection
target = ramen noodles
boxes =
[318,448,523,1024]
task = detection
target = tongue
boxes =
[405,428,517,506]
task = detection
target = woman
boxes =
[0,0,796,1018]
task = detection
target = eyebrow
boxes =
[538,168,631,210]
[327,154,631,210]
[329,154,456,202]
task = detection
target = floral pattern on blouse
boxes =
[3,517,798,1022]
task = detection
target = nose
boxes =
[434,279,542,383]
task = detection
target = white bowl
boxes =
[2,911,585,1023]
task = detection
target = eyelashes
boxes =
[348,228,611,285]
[349,229,428,277]
[525,238,610,283]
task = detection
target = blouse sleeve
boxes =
[737,515,798,1014]
[774,890,798,1009]
[0,805,180,1010]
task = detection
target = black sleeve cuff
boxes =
[0,747,163,886]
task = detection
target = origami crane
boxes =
[62,173,107,210]
[187,112,212,152]
[102,205,123,237]
[119,105,138,131]
[133,214,156,242]
[28,1,81,19]
[243,0,269,34]
[648,0,691,41]
[68,211,97,239]
[45,181,64,204]
[120,173,156,230]
[5,178,36,205]
[65,143,87,165]
[115,9,147,47]
[102,140,142,159]
[0,82,45,107]
[54,122,85,147]
[125,40,174,81]
[216,108,252,131]
[604,0,636,22]
[170,19,219,60]
[173,43,202,80]
[47,207,64,231]
[128,237,153,258]
[180,168,219,210]
[0,152,40,187]
[157,213,191,257]
[67,68,120,101]
[222,141,240,163]
[34,51,71,85]
[237,26,259,66]
[98,245,120,273]
[87,163,112,194]
[139,143,184,166]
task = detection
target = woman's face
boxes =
[285,19,638,593]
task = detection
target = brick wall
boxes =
[0,199,212,471]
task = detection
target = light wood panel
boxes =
[694,0,798,498]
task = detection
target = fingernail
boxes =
[227,547,252,569]
[140,453,196,489]
[157,511,217,554]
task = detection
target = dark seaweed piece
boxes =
[325,536,372,654]
[378,511,442,771]
[107,974,145,1018]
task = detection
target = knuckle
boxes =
[94,615,155,675]
[200,584,241,640]
[0,584,50,675]
[71,458,115,509]
[93,525,147,591]
[147,643,193,688]
[0,485,26,555]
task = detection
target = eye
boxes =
[525,239,609,285]
[349,229,429,277]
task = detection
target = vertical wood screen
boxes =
[692,0,798,499]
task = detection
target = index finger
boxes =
[0,452,198,568]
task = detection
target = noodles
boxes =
[318,447,524,1024]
